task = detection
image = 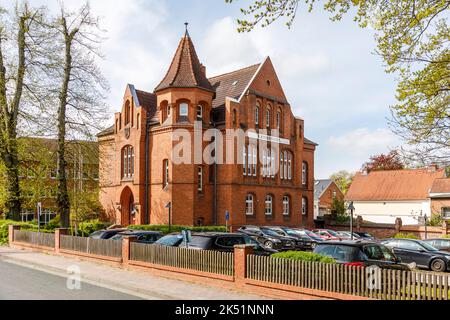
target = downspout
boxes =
[144,119,151,225]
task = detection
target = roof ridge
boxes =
[208,62,261,80]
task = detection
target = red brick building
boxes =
[98,28,317,228]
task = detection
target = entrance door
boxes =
[120,187,135,226]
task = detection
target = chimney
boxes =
[200,64,206,77]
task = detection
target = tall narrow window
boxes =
[196,105,203,120]
[280,153,284,180]
[283,196,290,216]
[233,109,237,124]
[252,146,257,177]
[262,150,267,177]
[179,103,188,116]
[137,113,140,130]
[246,194,254,216]
[248,146,252,176]
[122,146,134,179]
[265,195,273,216]
[266,109,271,128]
[302,162,308,186]
[167,105,171,117]
[163,159,169,188]
[125,101,131,125]
[302,197,308,216]
[243,146,247,176]
[255,105,260,126]
[197,167,203,192]
[283,151,288,179]
[276,111,281,130]
[287,153,292,180]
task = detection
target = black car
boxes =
[355,232,376,240]
[313,240,409,270]
[177,232,277,256]
[110,230,163,244]
[423,239,450,253]
[266,226,319,250]
[155,233,184,247]
[89,228,127,240]
[237,226,296,250]
[381,238,450,272]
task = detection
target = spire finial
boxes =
[184,22,189,36]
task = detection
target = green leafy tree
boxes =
[331,197,346,216]
[226,0,450,162]
[330,170,354,195]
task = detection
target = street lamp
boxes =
[165,202,172,233]
[348,201,355,240]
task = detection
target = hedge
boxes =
[0,220,53,245]
[76,219,113,237]
[393,232,420,240]
[271,251,336,264]
[128,225,227,235]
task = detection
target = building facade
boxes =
[98,29,317,229]
[345,167,449,225]
[313,179,345,220]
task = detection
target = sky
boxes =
[22,0,402,178]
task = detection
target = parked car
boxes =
[423,239,450,253]
[178,232,277,256]
[381,238,450,272]
[355,232,376,240]
[155,233,184,247]
[313,240,409,270]
[237,226,297,250]
[110,230,163,244]
[337,231,362,240]
[312,229,342,241]
[267,226,321,250]
[89,228,127,240]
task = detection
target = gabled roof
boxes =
[345,168,446,201]
[430,178,450,198]
[314,179,333,200]
[209,63,261,108]
[155,32,214,93]
[304,137,319,146]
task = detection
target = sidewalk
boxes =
[0,246,269,300]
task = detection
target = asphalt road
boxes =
[0,260,142,300]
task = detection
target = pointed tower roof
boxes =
[155,25,214,93]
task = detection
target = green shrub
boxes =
[43,215,60,231]
[0,220,45,245]
[393,232,420,239]
[427,214,443,227]
[271,251,336,264]
[76,219,113,237]
[128,225,227,235]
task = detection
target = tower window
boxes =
[196,105,203,120]
[163,159,169,188]
[179,103,188,116]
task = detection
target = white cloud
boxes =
[328,128,399,157]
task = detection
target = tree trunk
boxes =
[57,21,73,228]
[3,140,21,221]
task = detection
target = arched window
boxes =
[302,162,308,186]
[163,159,169,188]
[265,195,273,216]
[266,108,271,128]
[280,152,284,179]
[283,196,290,216]
[179,103,188,117]
[121,146,134,179]
[276,111,281,130]
[196,105,203,120]
[255,103,260,126]
[246,194,254,216]
[302,197,308,216]
[125,101,131,125]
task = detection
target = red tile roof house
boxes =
[345,166,450,225]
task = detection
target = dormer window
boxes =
[179,103,188,117]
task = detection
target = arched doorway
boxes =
[120,187,135,226]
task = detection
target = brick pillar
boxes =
[55,228,69,253]
[122,236,138,265]
[234,244,254,285]
[443,220,449,236]
[8,225,20,244]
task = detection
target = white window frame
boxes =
[302,197,307,216]
[252,147,257,177]
[179,103,188,116]
[302,162,307,185]
[246,194,254,216]
[266,109,271,128]
[248,146,252,176]
[197,166,203,192]
[265,195,273,216]
[163,159,169,188]
[280,153,284,180]
[283,196,290,216]
[255,106,259,125]
[196,105,202,119]
[262,150,267,177]
[243,146,247,176]
[276,111,281,129]
[287,153,292,180]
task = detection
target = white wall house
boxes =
[346,167,447,225]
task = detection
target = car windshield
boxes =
[262,228,282,237]
[419,241,439,251]
[285,229,299,237]
[327,230,339,237]
[89,231,103,239]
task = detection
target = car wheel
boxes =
[264,241,274,249]
[431,259,446,272]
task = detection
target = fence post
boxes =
[55,228,69,253]
[8,225,21,244]
[122,236,138,265]
[442,220,449,237]
[234,244,254,285]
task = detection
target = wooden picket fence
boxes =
[130,243,234,276]
[246,255,450,300]
[14,230,55,248]
[60,235,122,258]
